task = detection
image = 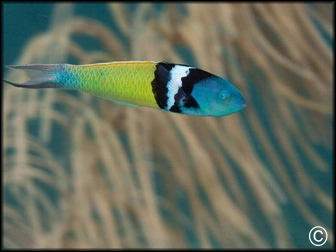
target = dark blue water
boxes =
[3,3,54,65]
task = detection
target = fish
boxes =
[3,61,246,117]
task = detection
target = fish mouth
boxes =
[237,97,246,110]
[235,103,246,113]
[230,101,246,114]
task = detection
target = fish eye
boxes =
[218,89,231,100]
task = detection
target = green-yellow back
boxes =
[64,61,159,108]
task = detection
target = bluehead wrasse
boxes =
[3,61,246,117]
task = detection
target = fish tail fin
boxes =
[3,64,61,89]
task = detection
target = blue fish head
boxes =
[190,76,246,116]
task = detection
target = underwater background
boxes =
[2,3,333,249]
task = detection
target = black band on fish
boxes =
[151,62,174,109]
[181,68,213,94]
[151,62,208,113]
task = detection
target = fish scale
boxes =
[64,62,158,107]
